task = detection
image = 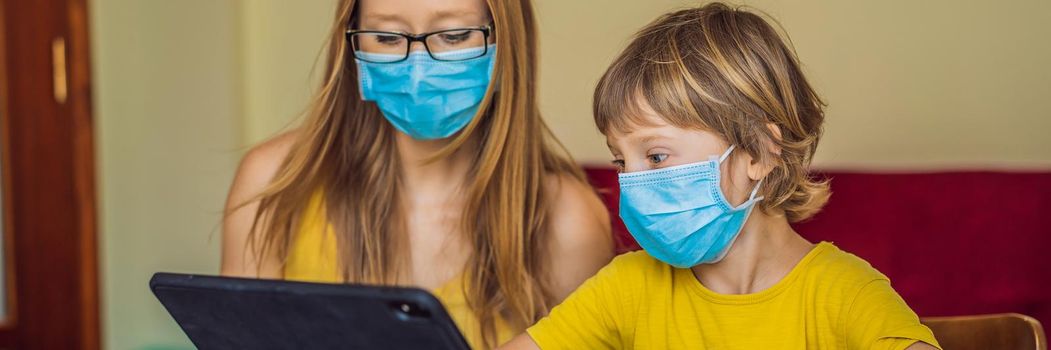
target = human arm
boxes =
[542,174,616,301]
[220,131,298,278]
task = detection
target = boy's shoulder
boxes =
[602,250,674,282]
[605,244,892,293]
[804,242,891,291]
[610,249,666,270]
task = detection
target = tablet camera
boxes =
[390,301,432,322]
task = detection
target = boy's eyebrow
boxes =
[638,134,670,144]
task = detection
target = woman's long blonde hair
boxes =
[241,0,582,347]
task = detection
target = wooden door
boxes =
[0,0,100,348]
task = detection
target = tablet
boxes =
[150,272,471,350]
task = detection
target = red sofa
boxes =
[584,167,1051,335]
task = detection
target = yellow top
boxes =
[284,192,515,349]
[527,242,940,350]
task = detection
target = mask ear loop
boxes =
[716,145,763,201]
[749,178,765,202]
[717,145,736,163]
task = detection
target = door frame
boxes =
[0,0,100,348]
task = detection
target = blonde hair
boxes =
[240,0,582,347]
[595,2,829,222]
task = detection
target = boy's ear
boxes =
[746,123,783,181]
[765,123,783,156]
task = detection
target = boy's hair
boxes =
[595,2,829,222]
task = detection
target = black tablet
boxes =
[150,272,471,350]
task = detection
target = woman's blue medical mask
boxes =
[356,45,496,140]
[618,146,764,268]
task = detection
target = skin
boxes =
[499,104,936,349]
[221,0,613,302]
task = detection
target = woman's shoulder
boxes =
[540,172,617,299]
[542,172,614,249]
[226,130,302,216]
[542,173,609,224]
[232,130,301,194]
[221,130,302,278]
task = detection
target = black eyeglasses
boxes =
[346,25,493,63]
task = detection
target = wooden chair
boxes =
[922,313,1047,350]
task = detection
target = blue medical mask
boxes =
[356,45,496,140]
[618,146,763,268]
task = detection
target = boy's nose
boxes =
[622,161,650,174]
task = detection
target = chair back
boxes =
[922,313,1046,350]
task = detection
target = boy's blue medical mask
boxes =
[618,146,764,268]
[356,45,496,140]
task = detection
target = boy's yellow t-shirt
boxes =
[527,242,940,350]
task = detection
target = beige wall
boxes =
[534,0,1051,170]
[91,0,1051,349]
[239,0,337,147]
[237,0,1051,170]
[92,1,240,349]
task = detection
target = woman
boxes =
[220,0,614,348]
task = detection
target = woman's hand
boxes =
[497,333,541,350]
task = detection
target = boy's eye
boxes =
[611,159,625,171]
[648,154,669,164]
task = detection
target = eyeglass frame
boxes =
[345,24,494,63]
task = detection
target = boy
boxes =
[500,3,940,349]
